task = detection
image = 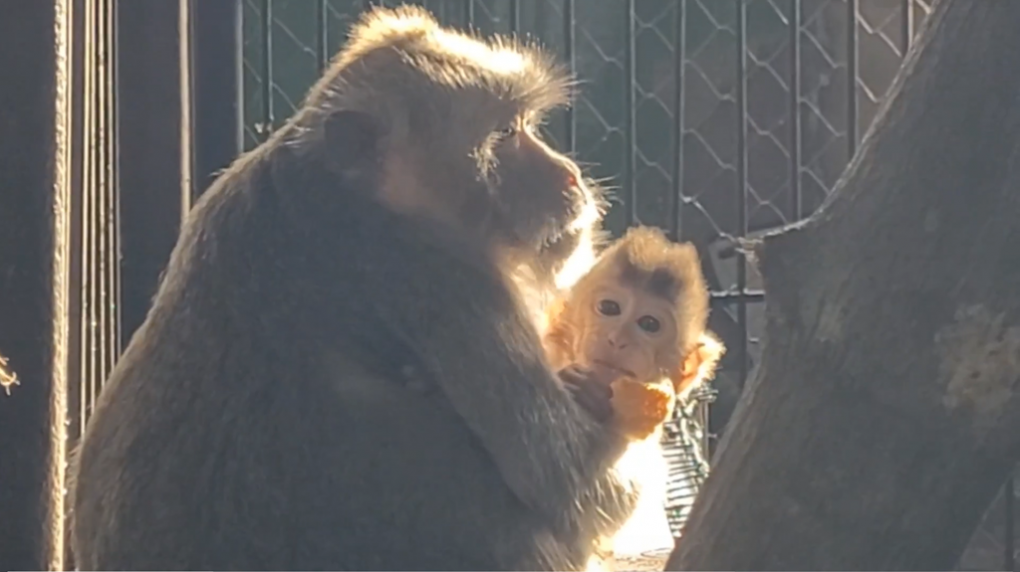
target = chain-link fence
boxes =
[237,1,1015,569]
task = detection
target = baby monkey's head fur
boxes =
[547,226,709,385]
[276,5,605,287]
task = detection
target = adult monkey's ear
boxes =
[323,109,382,176]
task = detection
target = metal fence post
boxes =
[0,1,69,569]
[116,0,192,376]
[189,0,244,201]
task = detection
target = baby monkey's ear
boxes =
[669,332,726,397]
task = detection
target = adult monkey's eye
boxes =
[597,300,621,316]
[637,315,661,333]
[496,126,517,139]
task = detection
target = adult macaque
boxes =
[544,226,725,570]
[69,6,640,570]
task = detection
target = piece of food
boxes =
[610,377,675,440]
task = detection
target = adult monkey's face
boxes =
[485,120,604,262]
[299,6,604,279]
[381,41,603,271]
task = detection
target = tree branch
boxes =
[665,0,1020,569]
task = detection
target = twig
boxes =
[0,352,19,396]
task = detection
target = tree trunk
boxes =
[665,0,1020,570]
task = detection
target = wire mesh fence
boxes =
[237,1,1015,568]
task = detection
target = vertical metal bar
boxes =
[68,0,86,447]
[84,0,98,419]
[563,0,575,154]
[91,0,101,406]
[316,0,329,72]
[180,0,192,211]
[109,0,122,372]
[790,0,802,221]
[736,0,749,388]
[62,1,87,564]
[624,0,637,226]
[98,0,107,403]
[99,0,108,409]
[190,0,244,198]
[103,0,120,408]
[116,0,189,355]
[261,0,274,142]
[673,0,704,456]
[509,0,519,34]
[846,0,859,158]
[669,0,687,242]
[89,0,119,417]
[1006,468,1016,572]
[62,0,86,559]
[0,0,74,567]
[464,0,474,26]
[900,0,913,56]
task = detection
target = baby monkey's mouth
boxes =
[592,360,636,380]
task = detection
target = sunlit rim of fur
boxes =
[331,4,577,114]
[552,178,609,293]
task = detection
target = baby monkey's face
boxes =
[574,284,682,384]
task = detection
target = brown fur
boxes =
[68,6,636,571]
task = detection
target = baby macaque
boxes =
[544,226,725,570]
[396,225,723,569]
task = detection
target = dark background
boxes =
[0,1,1014,570]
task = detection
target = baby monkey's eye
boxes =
[597,299,621,316]
[637,315,661,333]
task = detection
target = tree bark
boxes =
[665,0,1020,570]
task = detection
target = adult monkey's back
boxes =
[69,6,638,571]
